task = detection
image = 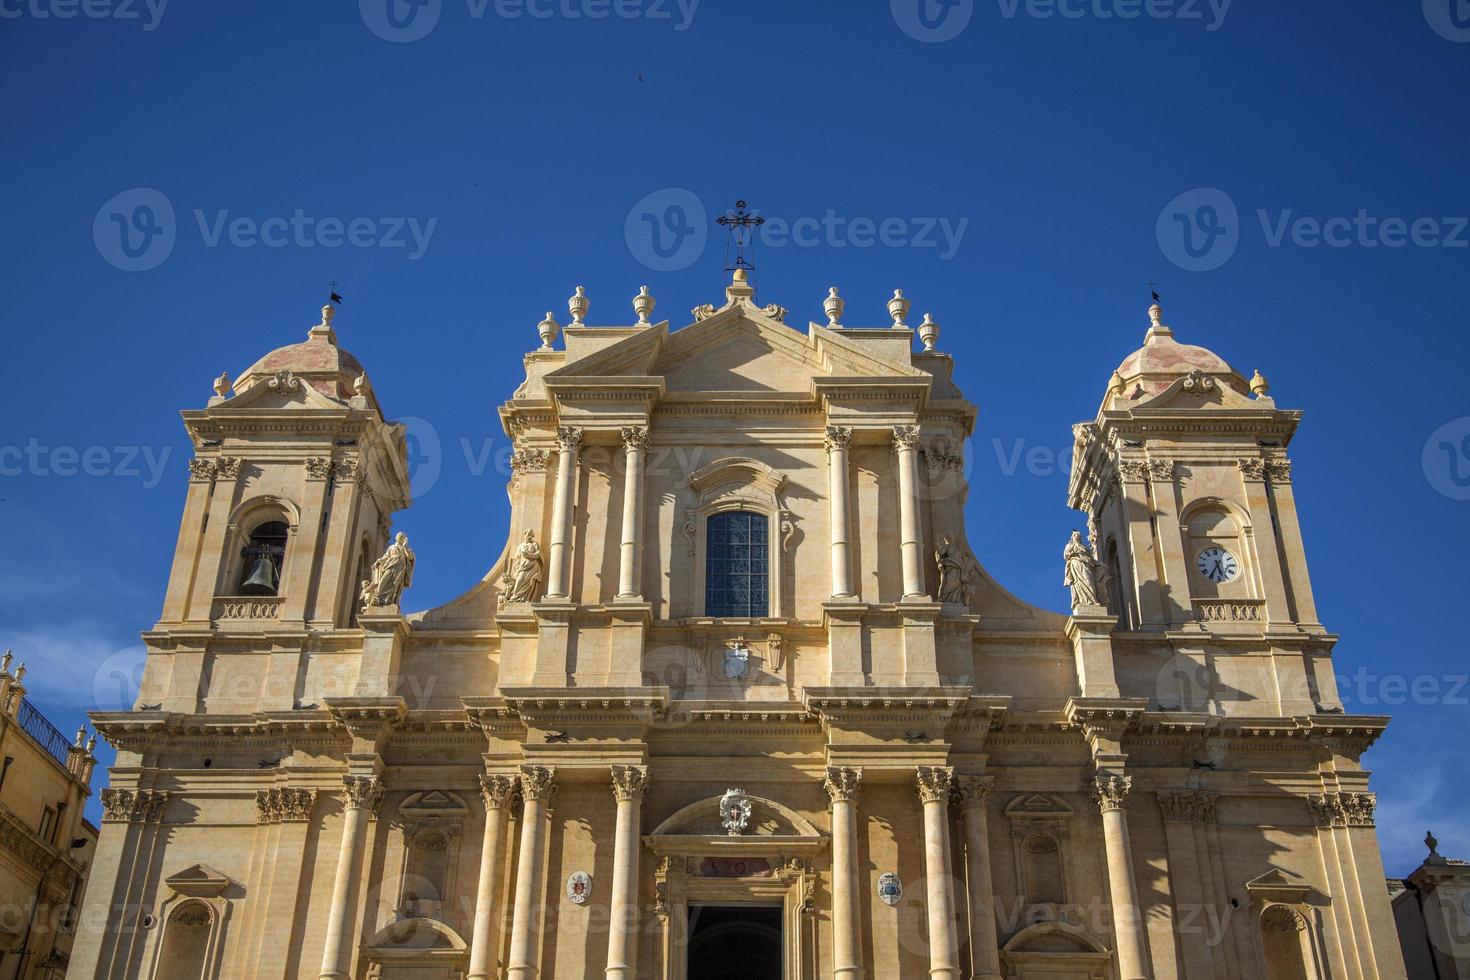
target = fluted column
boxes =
[468,774,517,980]
[893,425,927,600]
[606,765,649,980]
[956,775,1001,980]
[824,766,864,980]
[917,766,961,980]
[1092,775,1152,980]
[507,765,558,980]
[825,425,855,599]
[616,427,648,600]
[319,774,382,980]
[545,427,582,600]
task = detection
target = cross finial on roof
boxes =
[717,200,765,275]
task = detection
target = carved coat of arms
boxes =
[724,641,750,679]
[719,788,752,835]
[566,871,592,905]
[877,872,903,906]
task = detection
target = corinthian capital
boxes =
[620,426,650,452]
[611,765,649,803]
[955,774,995,810]
[479,774,517,810]
[519,765,558,804]
[343,774,383,811]
[1090,774,1132,813]
[892,425,921,451]
[823,766,863,804]
[824,425,853,453]
[556,427,584,454]
[916,766,955,805]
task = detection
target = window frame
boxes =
[703,511,771,618]
[683,457,792,621]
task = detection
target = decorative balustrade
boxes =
[18,699,72,767]
[1195,598,1265,624]
[211,595,285,623]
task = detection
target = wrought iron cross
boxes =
[716,200,765,273]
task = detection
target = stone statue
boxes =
[361,532,415,609]
[504,530,543,603]
[935,536,969,605]
[1063,529,1103,609]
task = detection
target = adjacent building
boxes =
[0,655,99,979]
[72,272,1409,979]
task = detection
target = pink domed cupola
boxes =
[233,304,369,402]
[1111,302,1247,401]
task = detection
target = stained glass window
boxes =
[705,511,768,617]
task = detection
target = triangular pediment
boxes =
[165,863,232,897]
[1245,866,1311,902]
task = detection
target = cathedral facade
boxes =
[69,271,1408,980]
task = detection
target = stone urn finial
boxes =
[568,285,589,326]
[633,285,656,324]
[321,304,335,327]
[824,286,845,328]
[1250,369,1269,397]
[1108,370,1126,398]
[537,312,561,351]
[888,289,910,329]
[213,371,231,398]
[918,313,940,352]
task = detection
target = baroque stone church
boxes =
[70,269,1408,980]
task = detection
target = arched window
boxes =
[705,511,768,617]
[154,901,213,979]
[238,520,288,596]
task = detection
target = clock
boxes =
[1196,547,1239,583]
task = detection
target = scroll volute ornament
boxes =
[915,766,955,805]
[823,766,863,804]
[611,765,649,803]
[1090,775,1132,813]
[479,774,517,811]
[519,765,557,804]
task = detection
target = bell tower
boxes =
[146,304,411,712]
[1068,302,1323,638]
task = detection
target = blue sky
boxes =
[1,0,1466,873]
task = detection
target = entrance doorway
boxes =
[686,904,782,980]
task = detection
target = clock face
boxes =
[1196,547,1239,583]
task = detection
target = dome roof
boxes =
[235,305,365,401]
[1111,304,1245,399]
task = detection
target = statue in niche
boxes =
[935,536,970,605]
[503,530,543,603]
[361,532,415,609]
[1063,529,1104,610]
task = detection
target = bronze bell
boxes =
[240,555,278,596]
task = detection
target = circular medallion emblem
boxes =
[878,872,903,906]
[566,871,592,905]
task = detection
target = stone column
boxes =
[507,765,558,980]
[1092,775,1152,980]
[956,775,1001,980]
[616,427,648,600]
[319,775,382,980]
[824,766,864,980]
[917,766,961,980]
[606,765,649,980]
[825,425,855,599]
[1157,791,1217,980]
[545,427,582,600]
[893,425,927,600]
[468,774,517,980]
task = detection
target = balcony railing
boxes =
[18,698,72,767]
